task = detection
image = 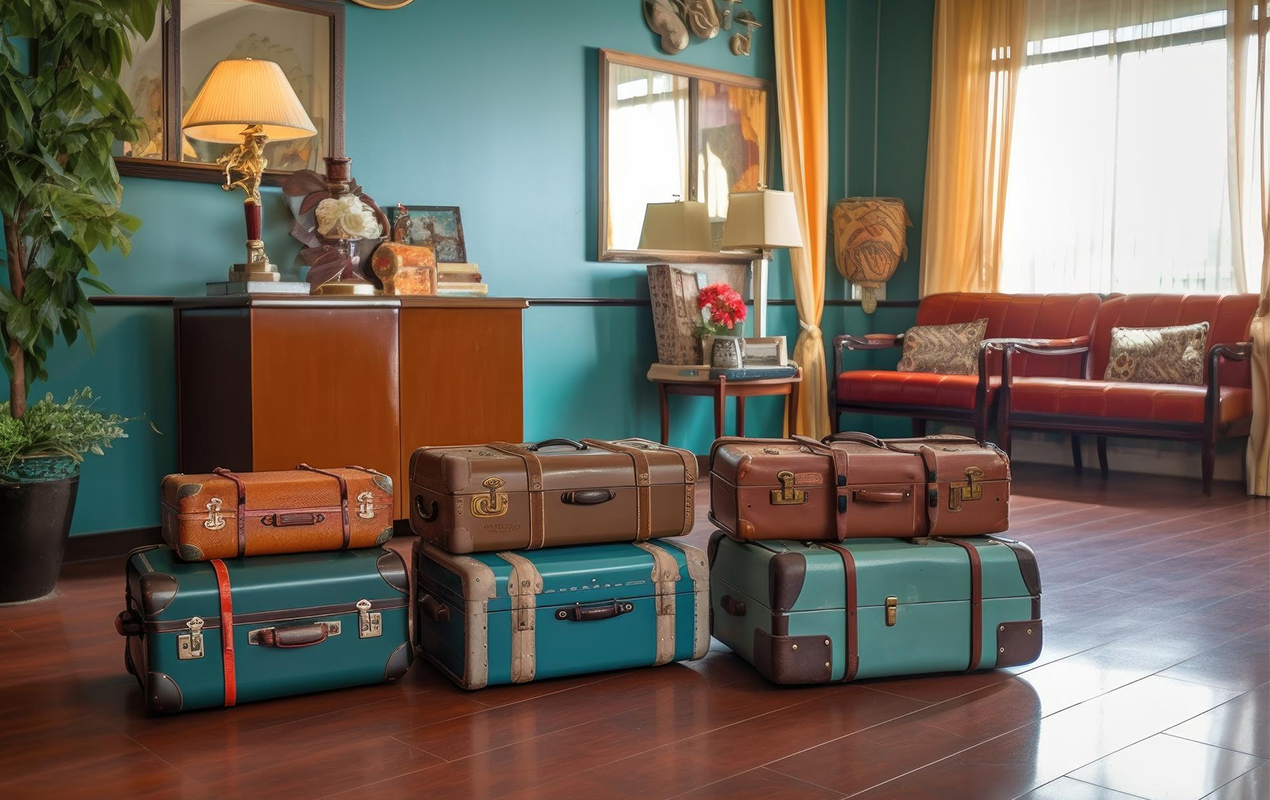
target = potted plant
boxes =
[0,2,161,602]
[696,282,748,366]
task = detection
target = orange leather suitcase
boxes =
[160,465,395,561]
[409,438,696,553]
[710,433,1009,541]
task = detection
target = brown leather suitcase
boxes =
[409,438,696,553]
[160,465,395,561]
[710,433,1009,541]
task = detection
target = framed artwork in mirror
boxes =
[114,0,344,186]
[599,49,771,264]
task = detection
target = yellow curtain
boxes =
[1231,0,1270,495]
[920,0,1026,296]
[773,0,829,438]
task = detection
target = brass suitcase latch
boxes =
[948,467,985,512]
[472,477,509,518]
[356,599,382,639]
[203,498,225,531]
[770,471,808,505]
[356,491,376,520]
[178,616,205,659]
[885,596,898,627]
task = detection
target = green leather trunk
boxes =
[117,546,412,713]
[709,534,1042,684]
[414,539,709,689]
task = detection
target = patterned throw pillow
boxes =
[896,318,989,375]
[1103,322,1209,385]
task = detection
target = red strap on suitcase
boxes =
[210,559,237,707]
[934,537,983,671]
[820,543,860,681]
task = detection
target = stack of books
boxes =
[435,263,488,297]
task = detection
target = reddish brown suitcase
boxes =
[160,465,395,561]
[409,438,696,553]
[710,433,1009,541]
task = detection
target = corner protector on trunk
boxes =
[768,551,807,611]
[176,544,204,562]
[175,481,202,500]
[374,527,394,546]
[138,572,179,615]
[376,550,410,594]
[372,473,394,496]
[752,628,832,684]
[987,535,1042,597]
[146,672,183,714]
[995,618,1043,668]
[384,641,413,681]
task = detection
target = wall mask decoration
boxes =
[348,0,414,8]
[645,0,751,56]
[832,197,912,314]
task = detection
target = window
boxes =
[1001,8,1237,293]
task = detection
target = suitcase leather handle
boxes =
[560,489,616,505]
[524,438,588,451]
[821,432,886,448]
[554,600,634,622]
[852,489,910,504]
[261,512,326,527]
[255,622,331,649]
[720,594,747,616]
[415,496,439,522]
[419,593,450,623]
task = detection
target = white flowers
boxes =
[315,194,383,240]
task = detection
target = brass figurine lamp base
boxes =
[221,125,280,282]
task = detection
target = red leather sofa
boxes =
[998,293,1260,494]
[832,293,1103,442]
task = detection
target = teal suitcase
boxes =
[413,538,709,689]
[115,546,412,713]
[709,533,1042,683]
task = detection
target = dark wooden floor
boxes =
[1,465,1267,800]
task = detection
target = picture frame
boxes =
[392,205,468,263]
[742,336,788,367]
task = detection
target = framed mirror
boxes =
[599,49,771,264]
[114,0,344,185]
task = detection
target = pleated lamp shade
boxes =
[639,200,713,251]
[182,59,317,143]
[720,188,804,250]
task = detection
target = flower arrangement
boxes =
[315,194,384,240]
[0,389,138,479]
[695,282,747,337]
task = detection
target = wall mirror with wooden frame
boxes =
[599,49,772,265]
[114,0,344,186]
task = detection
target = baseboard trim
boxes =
[65,526,163,563]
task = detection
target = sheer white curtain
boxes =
[1001,0,1248,293]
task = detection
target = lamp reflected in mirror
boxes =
[640,198,713,252]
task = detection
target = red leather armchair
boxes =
[832,293,1103,442]
[998,294,1260,494]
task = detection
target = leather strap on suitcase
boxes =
[209,558,237,707]
[633,542,682,665]
[933,537,983,671]
[583,439,654,541]
[495,551,543,682]
[212,468,249,558]
[296,464,353,549]
[487,443,550,549]
[819,543,860,681]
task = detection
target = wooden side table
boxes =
[654,368,802,444]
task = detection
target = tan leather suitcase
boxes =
[409,438,696,553]
[710,433,1009,541]
[160,465,395,561]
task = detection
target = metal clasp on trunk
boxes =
[203,498,225,530]
[471,477,509,518]
[885,596,898,627]
[356,599,382,639]
[356,491,375,519]
[770,471,808,505]
[948,467,985,511]
[178,617,205,659]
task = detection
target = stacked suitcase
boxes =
[707,433,1043,683]
[408,438,710,689]
[115,466,411,713]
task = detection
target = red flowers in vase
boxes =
[696,282,747,337]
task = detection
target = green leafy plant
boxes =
[0,387,132,472]
[0,1,162,419]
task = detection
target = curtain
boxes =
[1229,0,1270,495]
[1003,0,1233,294]
[774,0,830,437]
[920,0,1026,296]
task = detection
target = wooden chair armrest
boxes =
[983,335,1091,357]
[1208,341,1254,364]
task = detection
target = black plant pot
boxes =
[0,475,79,603]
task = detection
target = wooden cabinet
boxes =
[175,296,526,519]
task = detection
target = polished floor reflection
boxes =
[0,464,1266,799]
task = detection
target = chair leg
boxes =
[1096,436,1109,478]
[1201,437,1216,496]
[1070,436,1083,471]
[911,418,927,437]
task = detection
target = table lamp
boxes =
[720,186,803,337]
[639,197,713,252]
[183,58,317,285]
